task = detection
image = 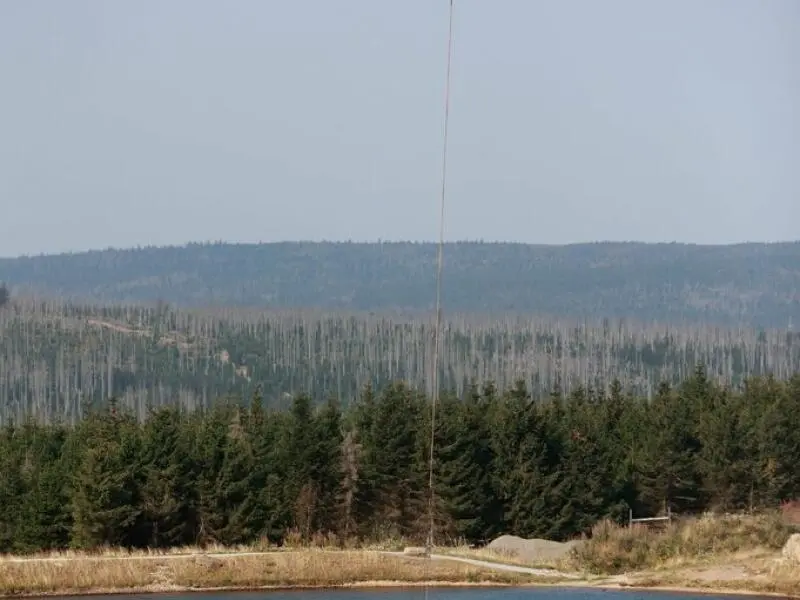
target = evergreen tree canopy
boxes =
[0,369,797,554]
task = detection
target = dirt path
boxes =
[426,553,578,578]
[86,319,145,336]
[84,318,186,348]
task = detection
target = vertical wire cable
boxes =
[427,0,455,559]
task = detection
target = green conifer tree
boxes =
[69,401,142,549]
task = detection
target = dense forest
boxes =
[0,368,798,554]
[0,298,798,423]
[2,240,799,327]
[1,242,798,550]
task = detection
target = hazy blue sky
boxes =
[1,0,798,257]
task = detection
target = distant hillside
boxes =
[1,241,798,327]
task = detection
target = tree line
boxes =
[0,365,799,554]
[2,240,798,327]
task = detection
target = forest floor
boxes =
[0,544,797,598]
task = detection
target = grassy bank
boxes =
[0,550,531,597]
[571,511,793,574]
[2,512,798,598]
[568,511,800,597]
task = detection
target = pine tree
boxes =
[544,386,622,539]
[215,409,259,545]
[137,406,194,548]
[596,380,639,521]
[337,426,361,543]
[350,383,378,535]
[489,379,532,533]
[281,393,319,540]
[192,405,231,545]
[507,389,562,539]
[367,382,426,539]
[437,383,501,544]
[14,422,72,552]
[0,423,24,552]
[246,386,284,543]
[692,375,752,510]
[743,376,800,507]
[311,397,344,534]
[638,381,703,515]
[69,401,142,549]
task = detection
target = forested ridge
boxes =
[1,242,798,554]
[0,367,798,554]
[2,240,799,327]
[1,298,798,423]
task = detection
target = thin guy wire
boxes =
[427,0,455,557]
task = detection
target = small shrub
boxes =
[570,520,659,574]
[282,527,304,548]
[309,530,339,548]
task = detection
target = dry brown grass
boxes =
[280,528,410,551]
[0,542,257,562]
[570,511,795,575]
[3,512,798,597]
[0,550,531,597]
[0,531,406,563]
[622,555,800,598]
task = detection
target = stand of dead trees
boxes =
[0,298,797,424]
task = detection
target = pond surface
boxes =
[53,589,778,600]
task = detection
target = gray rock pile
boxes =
[486,534,581,564]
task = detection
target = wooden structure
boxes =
[628,506,673,529]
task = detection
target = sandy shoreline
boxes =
[1,544,796,599]
[0,580,517,599]
[1,578,795,599]
[588,582,794,599]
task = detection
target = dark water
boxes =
[54,589,780,600]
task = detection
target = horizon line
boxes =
[2,237,799,260]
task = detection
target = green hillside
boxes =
[2,240,798,327]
